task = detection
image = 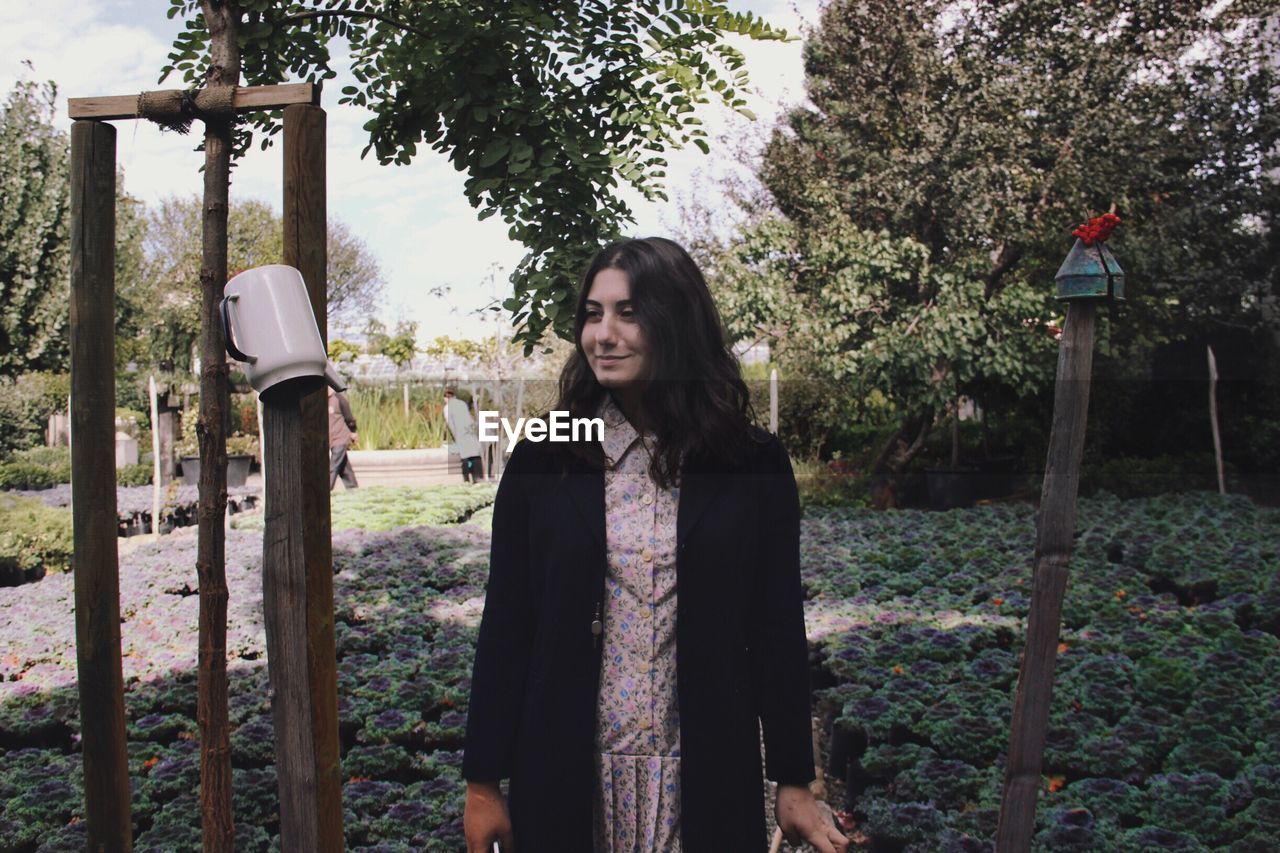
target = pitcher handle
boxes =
[220,294,258,364]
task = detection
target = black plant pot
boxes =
[227,454,252,487]
[180,454,251,487]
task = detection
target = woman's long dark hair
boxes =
[555,237,757,487]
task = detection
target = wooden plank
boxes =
[262,387,321,852]
[283,103,345,851]
[68,82,320,120]
[69,119,134,852]
[997,299,1097,850]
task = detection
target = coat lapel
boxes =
[563,462,606,550]
[677,460,721,549]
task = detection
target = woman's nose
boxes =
[596,314,619,345]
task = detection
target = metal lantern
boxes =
[1053,238,1125,301]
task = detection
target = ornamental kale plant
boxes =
[1,490,1275,849]
[810,492,1280,849]
[1,516,489,849]
[232,483,497,533]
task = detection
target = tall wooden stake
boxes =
[769,367,779,434]
[262,380,322,851]
[69,118,133,852]
[997,300,1097,850]
[195,1,241,848]
[256,101,338,846]
[1208,345,1225,494]
[150,375,162,533]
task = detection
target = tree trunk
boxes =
[196,2,240,850]
[871,410,934,476]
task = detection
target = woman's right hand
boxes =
[464,780,514,853]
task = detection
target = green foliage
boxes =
[346,387,447,450]
[129,195,384,370]
[0,82,70,379]
[0,461,54,490]
[692,0,1279,470]
[368,320,419,371]
[0,372,68,456]
[1080,453,1233,500]
[328,337,362,363]
[117,463,155,487]
[0,446,71,489]
[232,483,497,532]
[0,494,73,581]
[421,335,484,364]
[793,457,871,510]
[161,0,790,352]
[225,433,259,457]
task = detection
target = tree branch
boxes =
[281,9,433,41]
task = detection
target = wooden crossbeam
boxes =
[68,82,319,120]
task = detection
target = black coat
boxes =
[461,429,815,851]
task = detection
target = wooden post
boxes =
[150,375,162,533]
[1208,345,1225,494]
[273,102,343,850]
[261,380,322,852]
[769,367,778,434]
[996,300,1097,850]
[157,400,176,485]
[69,119,133,852]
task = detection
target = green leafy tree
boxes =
[694,0,1278,473]
[161,0,790,351]
[0,81,70,379]
[128,194,385,368]
[326,337,361,362]
[422,335,485,364]
[374,319,418,371]
[0,79,157,379]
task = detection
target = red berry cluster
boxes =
[1071,213,1121,246]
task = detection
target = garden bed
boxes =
[14,483,262,542]
[0,490,1275,849]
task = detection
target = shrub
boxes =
[117,463,154,487]
[0,494,73,584]
[795,456,871,509]
[0,447,73,489]
[1079,453,1231,499]
[226,433,259,457]
[0,461,56,490]
[0,372,69,456]
[347,386,448,450]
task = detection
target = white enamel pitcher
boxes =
[220,264,346,394]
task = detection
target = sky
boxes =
[0,0,821,344]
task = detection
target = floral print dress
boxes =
[592,399,683,852]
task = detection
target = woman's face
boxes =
[580,267,650,391]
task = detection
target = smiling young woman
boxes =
[461,237,848,853]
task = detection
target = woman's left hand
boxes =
[775,784,849,853]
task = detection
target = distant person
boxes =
[328,386,359,490]
[444,386,484,483]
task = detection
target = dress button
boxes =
[641,493,654,506]
[640,548,653,562]
[637,661,651,674]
